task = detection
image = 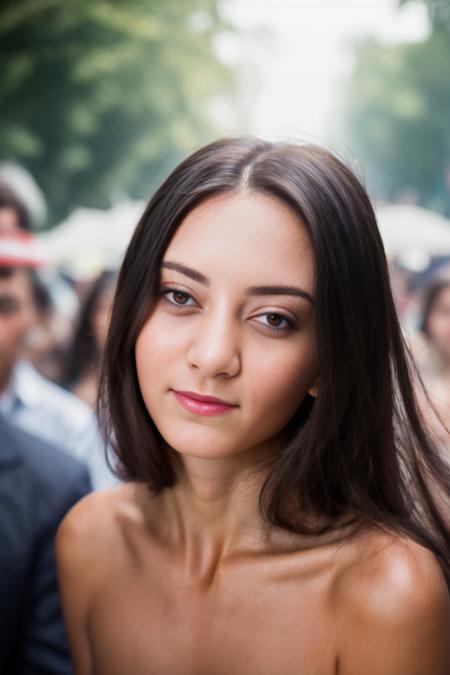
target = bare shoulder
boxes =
[337,528,449,620]
[56,482,149,574]
[56,483,161,673]
[334,528,450,674]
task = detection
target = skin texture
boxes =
[57,191,450,675]
[0,268,37,392]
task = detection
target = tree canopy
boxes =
[400,0,450,31]
[340,0,450,214]
[0,0,237,225]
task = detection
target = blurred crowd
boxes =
[0,182,118,673]
[390,259,450,458]
[0,184,119,488]
[1,177,450,673]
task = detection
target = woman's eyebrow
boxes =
[160,260,314,304]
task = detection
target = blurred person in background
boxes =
[0,183,69,380]
[387,256,414,320]
[60,270,117,409]
[417,278,450,459]
[0,236,117,489]
[22,267,68,382]
[0,412,91,674]
[0,184,32,234]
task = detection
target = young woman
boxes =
[56,137,450,675]
[60,270,117,408]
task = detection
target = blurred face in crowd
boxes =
[135,191,318,465]
[0,207,20,236]
[92,280,116,351]
[0,268,37,392]
[426,286,450,364]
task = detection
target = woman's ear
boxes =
[308,375,319,398]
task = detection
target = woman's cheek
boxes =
[250,348,316,422]
[137,313,181,363]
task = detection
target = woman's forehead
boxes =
[162,191,314,290]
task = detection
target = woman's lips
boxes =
[171,390,237,417]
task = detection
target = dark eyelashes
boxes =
[158,288,194,310]
[158,287,297,334]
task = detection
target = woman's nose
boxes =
[186,305,241,379]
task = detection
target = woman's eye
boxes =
[159,289,295,333]
[255,312,295,333]
[160,288,196,308]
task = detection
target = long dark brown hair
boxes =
[99,137,450,583]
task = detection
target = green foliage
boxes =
[340,28,450,214]
[399,0,450,31]
[0,0,237,225]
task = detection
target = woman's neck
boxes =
[146,452,356,590]
[165,456,271,563]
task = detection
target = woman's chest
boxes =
[88,560,338,675]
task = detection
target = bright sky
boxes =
[217,0,430,142]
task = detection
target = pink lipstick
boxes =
[172,390,237,416]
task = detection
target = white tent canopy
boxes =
[38,200,450,277]
[0,162,47,223]
[375,203,450,257]
[37,201,146,276]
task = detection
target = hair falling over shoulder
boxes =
[98,136,450,587]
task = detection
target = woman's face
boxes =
[426,286,450,363]
[135,190,318,463]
